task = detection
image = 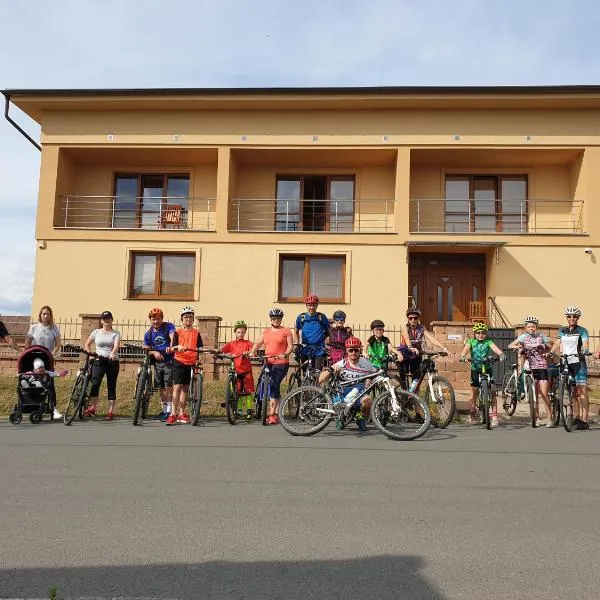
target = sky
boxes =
[1,0,600,315]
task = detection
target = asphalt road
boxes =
[1,416,599,600]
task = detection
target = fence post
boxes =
[79,313,101,346]
[196,315,222,379]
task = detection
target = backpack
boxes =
[299,312,328,332]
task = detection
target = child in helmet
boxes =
[327,310,353,364]
[460,322,505,427]
[218,321,255,421]
[366,320,399,369]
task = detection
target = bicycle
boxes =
[553,352,591,432]
[467,356,499,430]
[399,351,456,429]
[286,344,328,418]
[125,344,156,426]
[214,352,252,425]
[187,349,211,426]
[500,352,520,417]
[278,369,431,441]
[62,344,99,425]
[253,355,279,426]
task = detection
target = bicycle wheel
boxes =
[132,368,147,426]
[142,368,152,420]
[370,389,431,441]
[548,377,560,427]
[525,375,536,427]
[64,373,87,426]
[278,386,333,436]
[191,372,203,426]
[225,376,238,425]
[424,375,455,429]
[261,372,271,426]
[558,378,573,432]
[480,379,491,430]
[284,372,302,418]
[501,373,518,416]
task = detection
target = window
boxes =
[275,175,355,232]
[445,175,527,233]
[129,252,195,299]
[114,174,190,229]
[279,255,345,302]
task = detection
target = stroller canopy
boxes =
[17,345,54,373]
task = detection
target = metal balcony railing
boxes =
[409,198,585,234]
[229,198,395,233]
[55,196,216,231]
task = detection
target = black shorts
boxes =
[154,361,173,389]
[399,357,422,377]
[531,368,548,382]
[172,359,193,386]
[470,369,483,388]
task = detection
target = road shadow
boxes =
[0,555,447,600]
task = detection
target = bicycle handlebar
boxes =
[63,344,100,358]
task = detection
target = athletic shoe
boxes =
[571,418,582,429]
[160,412,171,422]
[245,411,253,422]
[535,418,544,427]
[272,414,280,425]
[266,415,276,425]
[83,407,96,418]
[466,414,478,425]
[52,408,62,419]
[106,411,114,421]
[491,416,499,428]
[335,419,345,430]
[546,419,557,428]
[165,414,177,426]
[356,414,367,432]
[576,420,589,430]
[156,411,167,420]
[178,413,191,424]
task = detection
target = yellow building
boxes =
[3,86,599,328]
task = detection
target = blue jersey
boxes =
[144,322,176,363]
[295,312,329,355]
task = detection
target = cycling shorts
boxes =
[265,364,288,400]
[568,362,588,385]
[172,359,193,386]
[531,369,548,382]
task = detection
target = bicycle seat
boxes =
[510,364,517,369]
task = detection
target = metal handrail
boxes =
[229,197,395,233]
[488,297,512,329]
[55,195,216,231]
[409,198,585,234]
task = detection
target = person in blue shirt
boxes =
[142,307,176,420]
[293,294,330,370]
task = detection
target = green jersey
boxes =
[467,338,494,368]
[367,336,390,369]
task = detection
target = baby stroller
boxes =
[9,345,55,425]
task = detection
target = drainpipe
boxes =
[2,92,41,151]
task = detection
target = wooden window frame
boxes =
[113,173,190,229]
[278,254,346,303]
[128,251,196,300]
[274,175,355,232]
[445,175,528,233]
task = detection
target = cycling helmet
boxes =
[305,294,319,304]
[370,319,385,329]
[148,307,164,319]
[180,306,195,316]
[564,305,582,317]
[472,322,488,333]
[406,308,422,318]
[233,320,247,330]
[269,308,284,318]
[332,310,347,320]
[345,336,363,349]
[523,315,539,324]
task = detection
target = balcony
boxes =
[228,198,395,233]
[55,196,216,231]
[409,198,585,234]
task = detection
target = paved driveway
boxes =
[1,417,599,599]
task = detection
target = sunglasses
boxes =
[566,315,579,319]
[408,316,419,320]
[347,348,361,352]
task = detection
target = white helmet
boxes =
[523,315,539,324]
[180,305,195,316]
[564,305,582,317]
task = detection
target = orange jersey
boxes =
[262,327,291,365]
[221,339,253,373]
[173,328,203,366]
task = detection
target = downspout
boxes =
[2,92,41,151]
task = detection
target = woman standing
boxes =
[25,305,63,418]
[83,310,121,420]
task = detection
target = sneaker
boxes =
[272,414,280,425]
[571,417,582,428]
[52,407,62,419]
[546,419,557,428]
[165,414,177,426]
[83,407,96,418]
[535,418,544,427]
[576,420,589,430]
[466,414,478,425]
[160,412,171,422]
[266,415,275,425]
[335,418,345,430]
[177,413,191,424]
[156,411,167,420]
[106,411,114,421]
[246,412,253,422]
[356,414,367,432]
[491,415,499,428]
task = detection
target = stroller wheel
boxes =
[9,411,22,425]
[29,411,43,424]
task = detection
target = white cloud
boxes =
[1,0,600,314]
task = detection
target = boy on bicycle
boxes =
[142,307,176,421]
[319,336,376,432]
[166,306,204,426]
[366,319,399,369]
[218,320,254,421]
[460,322,505,427]
[294,295,330,370]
